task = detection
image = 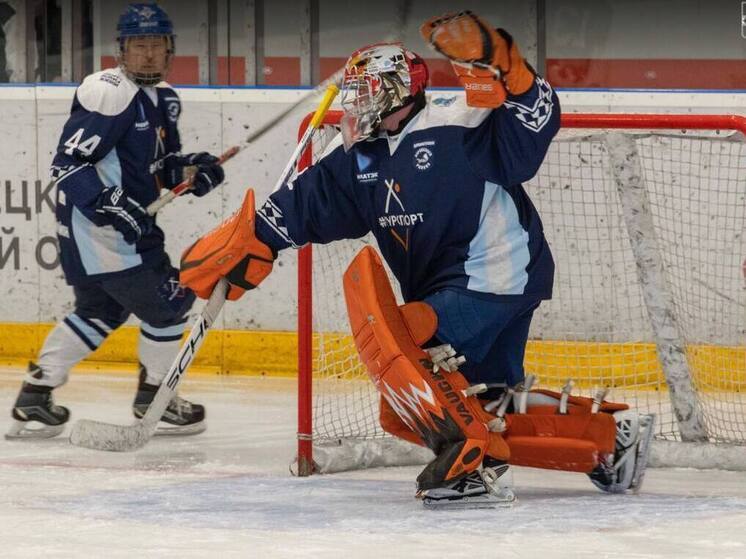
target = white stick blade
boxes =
[69,419,150,452]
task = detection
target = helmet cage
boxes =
[341,71,410,140]
[340,44,420,150]
[117,34,175,86]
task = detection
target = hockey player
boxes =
[178,12,654,507]
[6,3,225,439]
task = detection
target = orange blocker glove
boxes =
[180,189,275,301]
[420,11,535,108]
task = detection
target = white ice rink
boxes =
[2,367,746,559]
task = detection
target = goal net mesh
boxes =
[299,111,746,468]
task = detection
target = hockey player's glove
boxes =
[420,11,534,107]
[95,185,153,244]
[177,152,226,197]
[180,189,274,301]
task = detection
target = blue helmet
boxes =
[116,3,175,86]
[117,3,173,39]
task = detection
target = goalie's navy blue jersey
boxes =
[52,66,184,286]
[256,76,559,303]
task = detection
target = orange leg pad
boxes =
[343,246,510,488]
[507,436,601,473]
[379,395,427,448]
[506,413,616,455]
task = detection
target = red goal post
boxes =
[294,110,746,476]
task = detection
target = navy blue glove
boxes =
[177,152,225,197]
[95,186,153,244]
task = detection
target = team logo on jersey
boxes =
[135,101,150,131]
[164,96,180,123]
[355,151,378,183]
[378,178,425,250]
[413,140,434,171]
[154,126,166,157]
[139,6,156,19]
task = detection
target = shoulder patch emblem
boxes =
[167,101,180,123]
[432,96,457,107]
[355,151,378,183]
[99,72,121,87]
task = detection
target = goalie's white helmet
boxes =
[340,42,429,150]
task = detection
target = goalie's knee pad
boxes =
[343,246,509,490]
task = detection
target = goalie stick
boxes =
[68,83,340,452]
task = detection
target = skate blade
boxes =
[422,489,517,510]
[154,421,206,437]
[630,413,656,494]
[5,419,65,440]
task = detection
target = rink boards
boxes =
[2,84,746,378]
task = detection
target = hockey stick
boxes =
[272,83,339,193]
[146,145,241,215]
[68,85,339,452]
[146,77,334,214]
[69,278,229,451]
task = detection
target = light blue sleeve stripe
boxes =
[465,181,530,295]
[95,147,122,187]
[71,206,142,275]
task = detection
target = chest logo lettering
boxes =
[379,179,425,251]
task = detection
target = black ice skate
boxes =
[589,410,656,494]
[132,365,206,436]
[418,458,516,509]
[6,365,70,440]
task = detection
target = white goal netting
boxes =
[298,110,746,473]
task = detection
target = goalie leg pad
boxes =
[343,246,509,490]
[500,390,623,473]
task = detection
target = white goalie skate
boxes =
[419,459,516,509]
[589,410,656,494]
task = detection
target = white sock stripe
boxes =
[66,314,105,347]
[89,318,113,334]
[140,321,188,338]
[60,320,100,353]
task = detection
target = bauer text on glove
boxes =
[95,185,153,244]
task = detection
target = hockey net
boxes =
[295,110,746,475]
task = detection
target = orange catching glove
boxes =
[180,189,275,301]
[420,11,534,107]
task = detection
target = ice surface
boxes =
[2,368,746,559]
